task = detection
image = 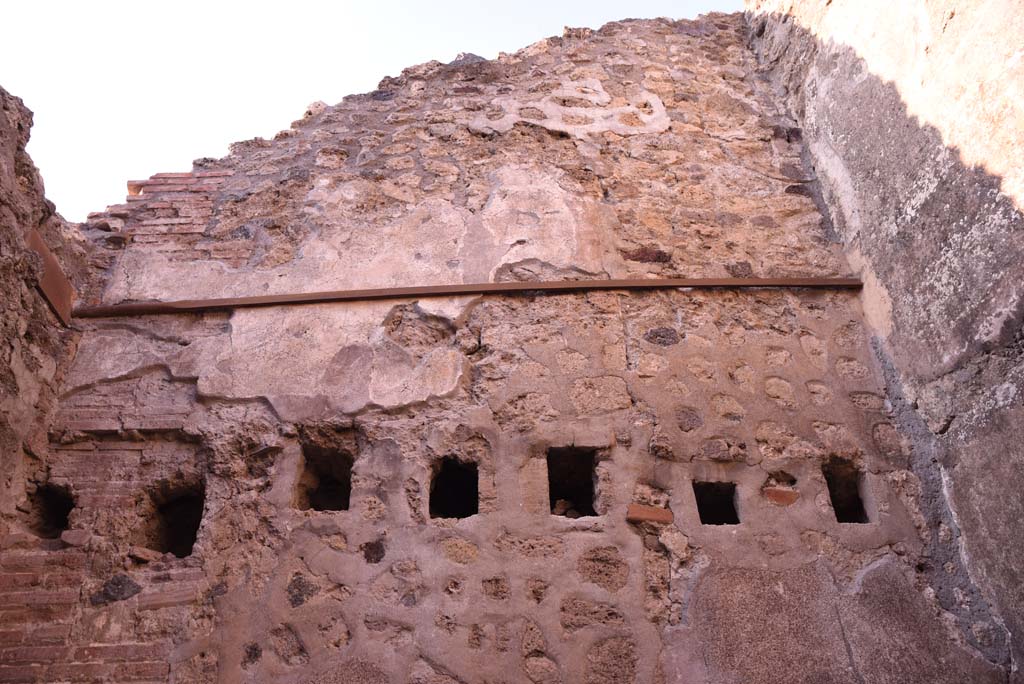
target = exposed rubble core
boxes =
[0,6,1020,683]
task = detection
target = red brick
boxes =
[41,572,84,589]
[50,442,98,452]
[45,663,114,681]
[129,191,206,201]
[124,411,191,426]
[138,184,192,193]
[0,646,70,664]
[129,225,205,238]
[27,623,71,644]
[137,585,196,610]
[0,590,79,607]
[0,553,86,572]
[0,631,21,646]
[93,441,146,452]
[0,606,74,627]
[74,494,134,508]
[625,503,674,524]
[762,486,800,506]
[0,665,44,683]
[153,176,200,184]
[0,609,31,624]
[140,175,197,184]
[141,568,205,583]
[0,574,37,591]
[114,661,170,680]
[72,643,168,662]
[135,217,194,226]
[60,418,121,432]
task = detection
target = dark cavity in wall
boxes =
[27,482,74,539]
[547,447,597,517]
[822,457,869,523]
[295,442,353,511]
[429,457,478,519]
[693,481,739,525]
[140,481,205,558]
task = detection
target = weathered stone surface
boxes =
[0,87,89,529]
[0,6,1019,683]
[749,0,1024,667]
[674,560,1002,684]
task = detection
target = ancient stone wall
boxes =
[0,87,90,536]
[0,9,1018,684]
[747,0,1024,673]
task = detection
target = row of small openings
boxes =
[293,445,870,524]
[26,455,866,559]
[426,447,601,520]
[694,457,870,525]
[26,480,205,558]
[292,444,590,519]
[293,444,481,519]
[426,448,600,520]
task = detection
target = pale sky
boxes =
[1,0,742,221]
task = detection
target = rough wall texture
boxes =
[0,8,1018,684]
[0,87,89,534]
[747,0,1024,675]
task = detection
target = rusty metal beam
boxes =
[26,229,74,326]
[73,277,862,319]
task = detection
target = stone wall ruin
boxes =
[1,6,1021,684]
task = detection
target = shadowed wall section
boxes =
[748,0,1024,672]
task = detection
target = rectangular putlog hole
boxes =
[822,457,869,523]
[27,482,75,539]
[693,481,739,525]
[547,447,598,518]
[295,443,354,512]
[139,480,205,558]
[429,457,479,519]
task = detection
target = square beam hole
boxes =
[27,482,74,539]
[547,447,597,518]
[693,481,739,525]
[429,457,478,519]
[139,481,205,558]
[822,457,869,523]
[295,443,353,511]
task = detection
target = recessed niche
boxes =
[822,457,869,523]
[142,482,205,558]
[27,482,74,539]
[766,470,797,487]
[295,443,353,512]
[547,447,597,518]
[429,457,478,519]
[693,481,739,525]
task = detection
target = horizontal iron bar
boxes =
[73,277,863,319]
